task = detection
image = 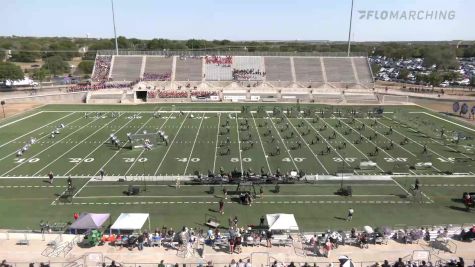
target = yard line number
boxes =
[123,157,148,163]
[14,158,40,163]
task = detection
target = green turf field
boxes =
[0,103,474,231]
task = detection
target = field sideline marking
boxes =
[268,117,299,171]
[286,116,329,174]
[234,113,244,173]
[0,114,84,162]
[153,113,190,176]
[2,116,99,176]
[183,113,205,175]
[250,112,272,174]
[409,112,475,133]
[0,112,75,149]
[73,194,400,199]
[212,113,221,173]
[71,112,150,198]
[0,111,42,130]
[33,113,125,176]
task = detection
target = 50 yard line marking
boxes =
[250,112,272,174]
[212,113,221,173]
[286,116,329,174]
[0,112,75,150]
[2,116,100,176]
[153,113,190,176]
[183,113,205,175]
[234,113,244,174]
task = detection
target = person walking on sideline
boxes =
[347,208,354,221]
[48,171,54,184]
[99,169,105,180]
[175,177,181,189]
[219,199,224,214]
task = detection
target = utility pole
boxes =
[347,0,354,57]
[111,0,119,55]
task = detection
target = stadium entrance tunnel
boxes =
[136,91,147,102]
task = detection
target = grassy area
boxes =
[0,103,474,231]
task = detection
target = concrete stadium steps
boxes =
[87,90,127,104]
[144,56,173,77]
[353,57,374,84]
[110,56,143,81]
[232,56,265,81]
[293,57,324,83]
[323,57,356,83]
[264,57,293,81]
[205,64,233,81]
[312,92,344,103]
[175,57,203,81]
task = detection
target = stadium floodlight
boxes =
[111,0,119,55]
[347,0,354,57]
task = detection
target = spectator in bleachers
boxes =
[205,55,233,66]
[190,91,218,98]
[68,81,135,93]
[158,90,188,98]
[142,72,171,81]
[92,56,112,81]
[232,68,266,81]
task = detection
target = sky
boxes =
[1,0,473,41]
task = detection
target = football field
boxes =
[0,103,474,230]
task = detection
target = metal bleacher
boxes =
[110,56,142,81]
[264,57,293,81]
[323,57,356,83]
[205,63,232,81]
[144,56,173,76]
[175,57,202,81]
[353,57,374,84]
[294,57,324,83]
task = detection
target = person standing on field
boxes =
[347,208,354,221]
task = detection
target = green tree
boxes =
[77,60,94,74]
[31,68,50,83]
[42,55,69,75]
[370,63,381,75]
[0,62,24,81]
[10,51,38,62]
[398,69,410,79]
[0,50,5,61]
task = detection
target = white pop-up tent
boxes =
[110,213,150,234]
[266,213,299,231]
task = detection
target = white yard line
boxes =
[71,177,93,199]
[391,178,411,196]
[183,113,205,175]
[2,117,99,176]
[212,113,221,173]
[234,113,244,174]
[409,111,475,133]
[355,118,417,157]
[71,113,151,198]
[268,117,299,171]
[124,110,171,176]
[153,113,190,176]
[250,112,272,174]
[0,114,85,162]
[303,118,351,168]
[33,114,124,176]
[286,116,329,174]
[0,111,42,129]
[0,112,75,149]
[380,116,450,160]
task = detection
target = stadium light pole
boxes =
[111,0,119,55]
[347,0,354,57]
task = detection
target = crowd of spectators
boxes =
[205,55,233,66]
[232,68,266,81]
[68,81,134,92]
[158,90,188,98]
[142,72,171,81]
[190,91,218,98]
[92,56,112,81]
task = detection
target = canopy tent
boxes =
[69,213,110,234]
[266,213,299,231]
[110,213,150,234]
